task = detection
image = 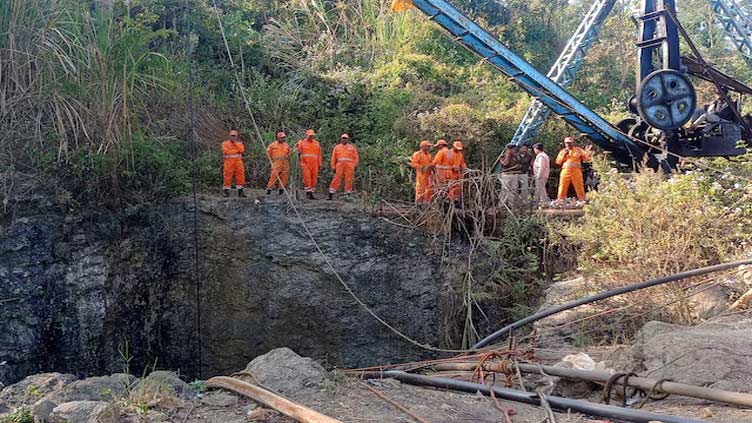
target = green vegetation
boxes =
[188,379,208,393]
[2,0,752,347]
[0,408,33,423]
[3,0,750,209]
[555,157,752,331]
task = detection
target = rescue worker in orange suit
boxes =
[328,133,359,200]
[391,0,414,12]
[450,141,467,205]
[266,131,291,196]
[555,136,591,202]
[296,129,323,200]
[410,140,434,208]
[431,139,455,203]
[222,130,246,198]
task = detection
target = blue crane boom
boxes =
[511,0,617,146]
[709,0,752,69]
[409,0,643,165]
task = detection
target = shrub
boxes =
[0,408,33,423]
[559,159,752,327]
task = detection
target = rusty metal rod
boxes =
[207,376,342,423]
[430,362,752,408]
[361,371,709,423]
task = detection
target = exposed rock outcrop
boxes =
[0,195,461,385]
[631,316,752,392]
[49,400,120,423]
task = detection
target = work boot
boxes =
[306,192,314,200]
[266,189,272,195]
[278,189,284,196]
[222,189,230,197]
[238,189,247,198]
[327,192,333,201]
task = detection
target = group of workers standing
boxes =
[221,129,591,207]
[222,129,358,201]
[413,136,591,207]
[410,139,467,208]
[499,136,592,205]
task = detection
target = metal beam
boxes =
[708,0,752,69]
[511,0,616,146]
[411,0,644,165]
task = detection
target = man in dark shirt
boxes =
[500,144,528,206]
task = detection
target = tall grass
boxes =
[0,0,175,169]
[262,0,419,73]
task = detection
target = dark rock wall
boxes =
[0,196,459,385]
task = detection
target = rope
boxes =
[637,378,673,408]
[602,372,641,407]
[209,1,477,354]
[185,0,203,378]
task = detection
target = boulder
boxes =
[631,317,752,392]
[32,398,57,423]
[242,348,326,396]
[128,371,191,409]
[54,373,136,403]
[0,373,76,410]
[49,401,120,423]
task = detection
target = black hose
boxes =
[373,371,709,423]
[473,258,752,349]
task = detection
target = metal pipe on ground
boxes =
[430,362,752,408]
[361,371,710,423]
[472,258,752,349]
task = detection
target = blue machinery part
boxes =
[410,0,644,166]
[637,0,681,80]
[511,0,616,146]
[513,0,752,152]
[709,0,752,69]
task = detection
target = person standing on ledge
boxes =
[555,136,591,202]
[328,133,359,200]
[532,143,551,206]
[296,129,323,200]
[221,130,246,198]
[266,131,291,196]
[410,140,434,208]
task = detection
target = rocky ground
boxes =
[2,337,752,423]
[0,348,575,423]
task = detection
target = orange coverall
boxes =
[329,143,359,194]
[410,150,433,204]
[450,150,467,201]
[555,146,590,200]
[391,0,414,12]
[222,140,245,189]
[432,148,456,199]
[297,139,322,193]
[266,141,291,189]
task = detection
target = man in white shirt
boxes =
[532,143,550,205]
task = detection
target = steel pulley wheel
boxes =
[636,69,696,130]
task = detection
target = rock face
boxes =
[0,196,460,385]
[631,317,752,392]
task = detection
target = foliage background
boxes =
[3,0,751,209]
